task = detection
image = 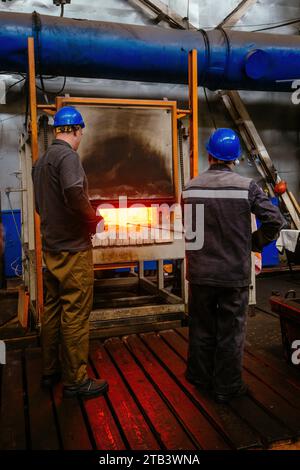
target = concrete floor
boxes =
[246,310,282,359]
[246,271,300,450]
[247,270,300,367]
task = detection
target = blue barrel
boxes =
[1,210,22,277]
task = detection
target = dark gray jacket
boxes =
[32,139,99,253]
[182,164,285,287]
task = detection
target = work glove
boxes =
[251,227,275,253]
[87,215,104,236]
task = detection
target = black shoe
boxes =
[63,378,109,399]
[41,372,61,389]
[214,383,248,404]
[185,371,212,390]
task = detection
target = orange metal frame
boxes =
[55,96,180,204]
[28,38,43,324]
[28,36,199,320]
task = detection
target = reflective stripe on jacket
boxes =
[182,164,284,287]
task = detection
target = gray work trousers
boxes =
[187,284,249,394]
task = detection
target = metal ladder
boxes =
[219,90,300,229]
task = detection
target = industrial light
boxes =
[53,0,71,17]
[53,1,71,5]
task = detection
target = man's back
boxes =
[32,139,91,253]
[182,164,283,287]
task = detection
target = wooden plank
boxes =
[89,319,183,339]
[0,334,38,350]
[289,190,300,216]
[163,329,293,447]
[94,295,160,309]
[104,337,195,450]
[25,348,59,450]
[90,342,160,450]
[125,334,230,450]
[90,303,185,322]
[244,369,300,438]
[90,313,184,331]
[160,329,188,359]
[0,350,26,449]
[142,332,262,450]
[175,326,189,341]
[245,347,300,391]
[52,383,92,450]
[229,395,293,448]
[94,290,139,301]
[81,364,125,450]
[244,352,300,410]
[94,277,139,289]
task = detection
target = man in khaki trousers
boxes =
[32,106,108,398]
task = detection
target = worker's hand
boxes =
[95,215,105,234]
[87,215,104,236]
[251,230,263,253]
[252,227,274,253]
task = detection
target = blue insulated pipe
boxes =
[0,11,300,91]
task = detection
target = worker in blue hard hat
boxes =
[205,127,241,162]
[53,106,85,147]
[32,106,108,399]
[182,127,284,403]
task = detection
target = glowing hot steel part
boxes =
[98,207,157,230]
[93,206,176,245]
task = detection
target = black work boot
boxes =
[41,372,61,389]
[184,370,212,391]
[63,378,109,399]
[214,383,248,404]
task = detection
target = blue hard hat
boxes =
[53,106,85,128]
[206,128,241,161]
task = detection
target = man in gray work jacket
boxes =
[182,128,284,403]
[32,106,108,399]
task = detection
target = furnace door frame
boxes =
[55,97,180,204]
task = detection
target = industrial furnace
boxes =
[20,98,189,334]
[57,97,186,332]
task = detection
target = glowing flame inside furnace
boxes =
[98,207,159,231]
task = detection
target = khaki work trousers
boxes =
[42,249,94,386]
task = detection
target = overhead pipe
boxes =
[0,11,300,92]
